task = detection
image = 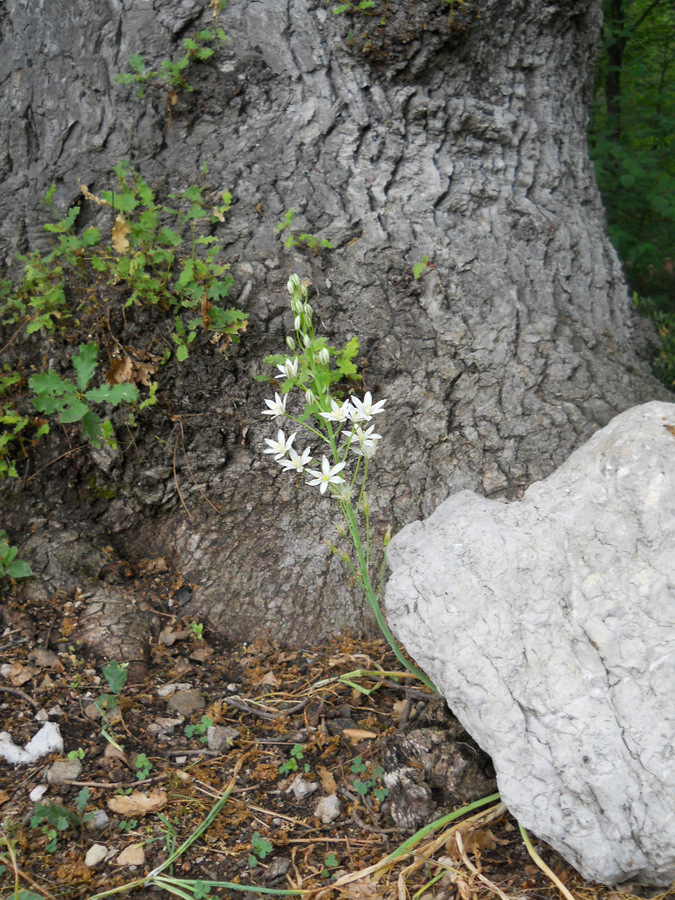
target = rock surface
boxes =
[385,401,675,886]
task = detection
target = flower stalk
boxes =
[260,275,436,693]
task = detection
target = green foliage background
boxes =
[588,0,675,388]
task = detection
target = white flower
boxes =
[342,423,382,445]
[305,389,318,405]
[261,392,288,419]
[349,391,387,422]
[263,429,296,460]
[276,357,298,379]
[278,446,313,473]
[353,440,378,459]
[306,457,346,495]
[319,399,354,424]
[317,347,330,366]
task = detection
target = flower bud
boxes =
[287,274,300,294]
[302,333,312,349]
[361,492,370,516]
[286,335,296,352]
[383,525,392,547]
[303,302,313,319]
[318,347,330,366]
[305,389,317,405]
[294,315,302,332]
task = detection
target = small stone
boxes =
[206,726,239,752]
[86,809,110,831]
[314,794,341,824]
[167,689,206,717]
[85,844,109,868]
[264,857,291,881]
[115,843,145,867]
[29,785,48,802]
[157,682,192,698]
[287,774,318,801]
[47,758,83,784]
[147,716,184,736]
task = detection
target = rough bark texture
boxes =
[1,0,670,646]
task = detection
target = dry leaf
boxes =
[342,728,377,743]
[106,357,134,385]
[134,362,156,386]
[9,662,39,686]
[112,214,130,254]
[78,182,107,207]
[0,790,10,805]
[392,699,408,718]
[318,766,336,794]
[261,671,280,688]
[107,788,167,817]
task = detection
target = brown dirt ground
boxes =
[0,589,672,900]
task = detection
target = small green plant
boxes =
[189,621,204,640]
[116,29,227,98]
[95,660,128,749]
[350,757,388,801]
[278,742,307,775]
[184,715,214,743]
[275,210,334,254]
[248,831,274,868]
[633,293,675,389]
[119,818,139,833]
[29,343,139,450]
[67,747,85,761]
[0,531,33,582]
[30,788,93,852]
[322,852,339,878]
[412,255,430,280]
[135,753,153,780]
[333,0,374,13]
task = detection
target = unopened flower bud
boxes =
[383,525,392,547]
[361,492,370,516]
[305,389,317,405]
[302,333,312,349]
[318,348,330,366]
[287,274,300,294]
[303,302,313,319]
[286,335,296,352]
[294,315,302,332]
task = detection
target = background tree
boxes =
[0,0,670,664]
[589,0,675,386]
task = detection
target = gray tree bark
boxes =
[1,0,668,648]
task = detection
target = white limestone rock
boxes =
[385,401,675,886]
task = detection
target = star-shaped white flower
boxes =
[306,456,346,495]
[342,423,382,446]
[278,446,313,473]
[319,399,353,424]
[276,358,298,379]
[263,429,296,460]
[349,392,386,422]
[261,392,288,419]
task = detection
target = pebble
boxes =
[115,843,145,867]
[166,689,206,717]
[206,726,239,752]
[86,809,111,831]
[47,758,83,784]
[287,774,318,801]
[314,794,341,824]
[85,844,109,868]
[157,682,193,698]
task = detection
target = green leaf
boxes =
[176,344,189,362]
[102,660,128,695]
[73,343,99,391]
[6,559,33,579]
[129,54,146,74]
[59,398,90,424]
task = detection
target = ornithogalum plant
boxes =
[260,275,435,692]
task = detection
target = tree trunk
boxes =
[1,0,668,650]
